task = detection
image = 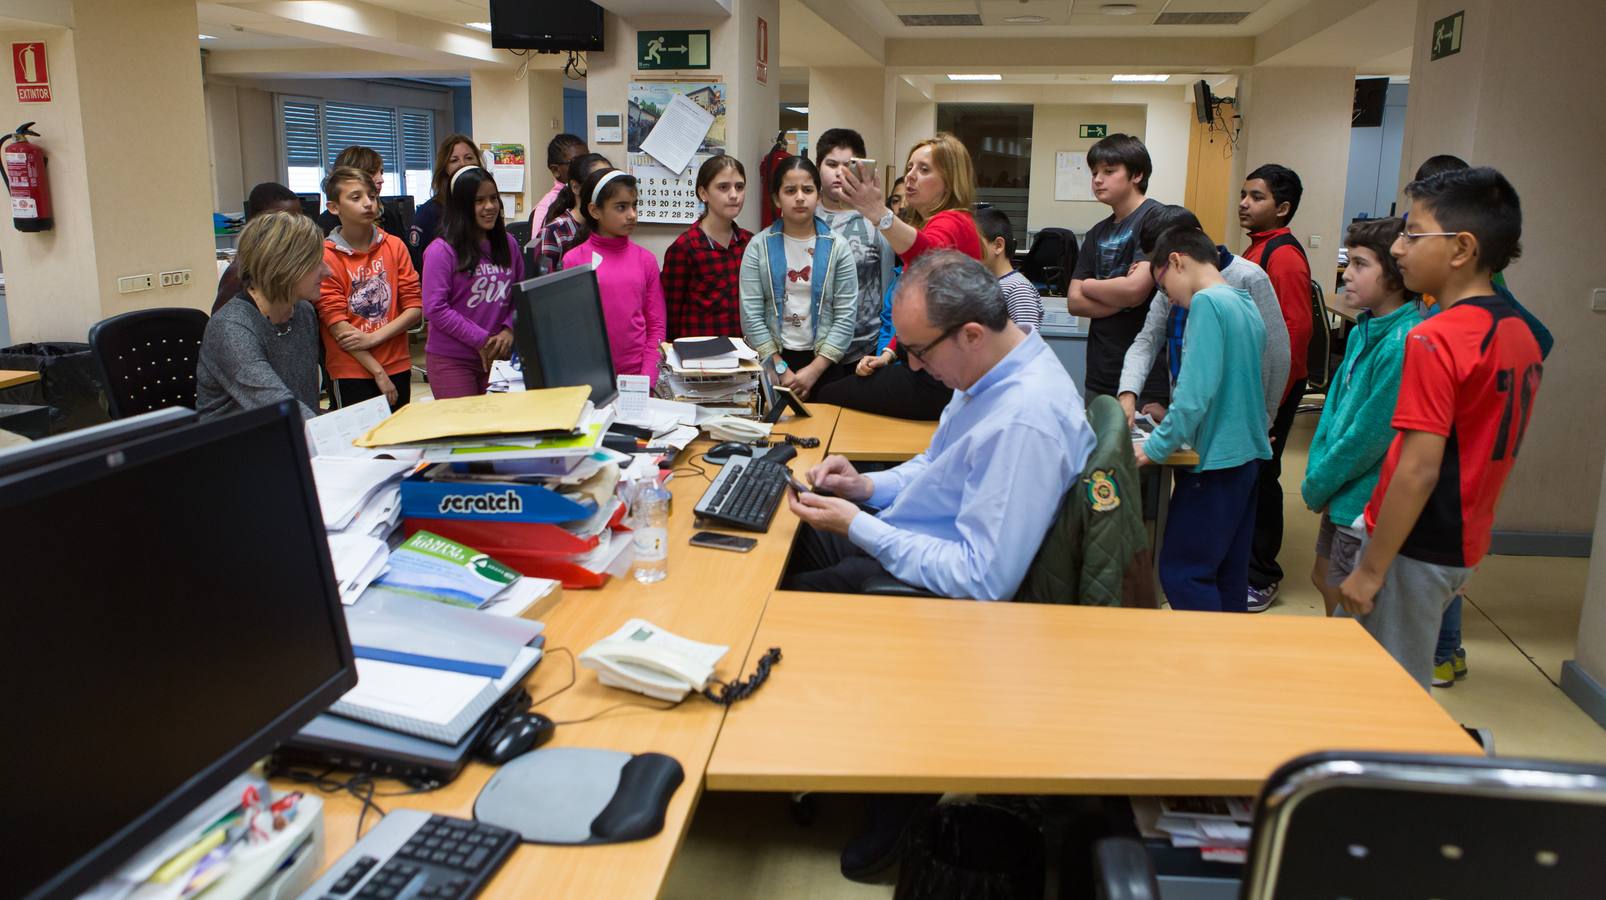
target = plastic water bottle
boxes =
[630,481,671,584]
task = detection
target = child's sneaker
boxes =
[1432,660,1456,688]
[1452,647,1468,680]
[1246,583,1278,613]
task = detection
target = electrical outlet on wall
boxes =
[159,269,193,288]
[1309,234,1323,249]
[117,274,154,294]
[1591,288,1606,312]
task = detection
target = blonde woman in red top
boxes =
[821,133,983,419]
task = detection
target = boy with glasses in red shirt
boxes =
[1338,167,1541,689]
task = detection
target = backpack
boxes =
[1262,234,1332,391]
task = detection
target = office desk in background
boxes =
[275,408,843,900]
[0,368,42,390]
[828,407,937,461]
[707,592,1482,796]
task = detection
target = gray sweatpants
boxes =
[1337,538,1472,690]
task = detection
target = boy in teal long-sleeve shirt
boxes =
[1302,218,1421,615]
[1138,227,1271,612]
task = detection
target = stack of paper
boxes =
[330,646,542,744]
[487,359,524,393]
[420,402,613,464]
[345,591,545,677]
[327,533,390,606]
[1131,796,1254,864]
[311,456,416,532]
[669,336,759,371]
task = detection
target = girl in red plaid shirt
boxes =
[661,156,753,341]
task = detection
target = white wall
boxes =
[1343,82,1409,223]
[1234,66,1356,278]
[1026,104,1147,236]
[1143,98,1194,209]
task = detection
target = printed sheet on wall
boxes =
[627,81,728,224]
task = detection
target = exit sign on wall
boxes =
[1431,10,1464,61]
[1079,124,1107,139]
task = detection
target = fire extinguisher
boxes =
[1,122,53,233]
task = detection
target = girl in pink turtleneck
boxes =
[561,168,666,383]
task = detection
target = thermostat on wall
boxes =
[595,112,622,144]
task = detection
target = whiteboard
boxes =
[1055,151,1094,202]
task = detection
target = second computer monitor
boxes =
[511,266,619,407]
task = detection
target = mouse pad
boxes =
[474,748,684,845]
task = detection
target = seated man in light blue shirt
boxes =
[785,250,1096,600]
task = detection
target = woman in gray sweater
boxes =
[196,210,331,420]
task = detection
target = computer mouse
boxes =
[476,712,556,765]
[705,441,755,464]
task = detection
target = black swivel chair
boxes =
[1094,751,1606,899]
[1017,227,1079,297]
[87,307,210,419]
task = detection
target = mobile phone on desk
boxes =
[689,531,758,553]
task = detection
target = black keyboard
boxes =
[694,454,793,532]
[299,809,517,900]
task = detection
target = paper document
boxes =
[327,533,390,606]
[356,386,590,448]
[306,395,393,457]
[1055,151,1094,202]
[330,646,541,744]
[311,456,415,530]
[640,92,716,174]
[616,374,651,422]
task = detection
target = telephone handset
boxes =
[579,619,730,702]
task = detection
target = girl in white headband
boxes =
[561,167,667,385]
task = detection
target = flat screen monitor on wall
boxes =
[1193,80,1215,124]
[490,0,605,51]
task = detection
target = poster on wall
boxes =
[1054,151,1094,202]
[627,81,727,224]
[480,143,527,193]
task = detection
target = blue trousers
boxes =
[1435,595,1464,664]
[1160,461,1261,613]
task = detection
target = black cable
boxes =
[672,453,712,482]
[702,647,782,706]
[552,697,683,726]
[529,646,578,707]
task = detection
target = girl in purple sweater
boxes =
[422,166,524,398]
[562,168,666,383]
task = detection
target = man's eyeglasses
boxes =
[902,322,964,363]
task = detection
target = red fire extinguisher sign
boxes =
[13,42,51,103]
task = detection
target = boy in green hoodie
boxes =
[1302,218,1421,615]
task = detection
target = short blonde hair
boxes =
[237,211,324,307]
[904,132,979,228]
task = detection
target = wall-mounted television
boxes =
[1193,79,1216,124]
[489,0,605,52]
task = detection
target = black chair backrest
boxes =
[1244,752,1606,899]
[506,219,534,250]
[1019,227,1077,296]
[88,308,210,419]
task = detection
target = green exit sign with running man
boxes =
[637,30,711,70]
[1431,11,1464,61]
[1079,124,1107,139]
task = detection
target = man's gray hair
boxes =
[895,249,1009,331]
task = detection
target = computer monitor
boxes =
[2,402,357,900]
[378,194,415,242]
[511,266,619,407]
[0,406,194,481]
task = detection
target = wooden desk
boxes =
[707,592,1481,796]
[827,407,936,461]
[0,368,41,390]
[279,408,840,899]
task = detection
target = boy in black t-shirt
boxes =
[1067,134,1168,405]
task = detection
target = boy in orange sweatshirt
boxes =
[317,166,423,408]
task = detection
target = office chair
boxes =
[857,395,1149,606]
[87,307,210,419]
[1092,751,1606,900]
[1017,227,1078,297]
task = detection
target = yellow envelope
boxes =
[354,386,591,448]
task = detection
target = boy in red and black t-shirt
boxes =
[1339,167,1540,689]
[1238,164,1314,611]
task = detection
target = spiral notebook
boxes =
[329,645,542,745]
